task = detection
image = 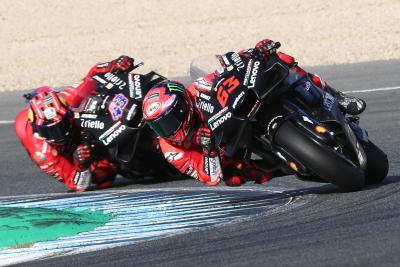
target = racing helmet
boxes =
[28,86,72,143]
[142,80,194,143]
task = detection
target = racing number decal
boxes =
[217,76,240,108]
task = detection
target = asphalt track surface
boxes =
[0,60,399,266]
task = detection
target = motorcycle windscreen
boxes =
[253,62,289,100]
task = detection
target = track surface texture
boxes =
[0,60,399,266]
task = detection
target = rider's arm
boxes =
[56,55,136,108]
[159,138,222,186]
[58,77,98,108]
[85,55,134,77]
[14,110,116,191]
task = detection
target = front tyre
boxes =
[363,141,389,185]
[274,121,365,191]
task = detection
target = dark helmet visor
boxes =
[147,100,187,138]
[32,113,72,143]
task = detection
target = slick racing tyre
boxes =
[274,121,365,191]
[363,141,389,185]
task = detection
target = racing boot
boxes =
[223,162,246,186]
[245,163,271,184]
[327,87,366,115]
[94,175,116,189]
[224,175,245,186]
[223,162,271,186]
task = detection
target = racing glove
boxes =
[254,39,279,59]
[110,55,135,73]
[72,145,92,191]
[195,127,212,150]
[73,145,91,171]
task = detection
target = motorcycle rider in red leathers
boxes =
[14,56,135,192]
[142,39,366,186]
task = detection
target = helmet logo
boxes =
[33,151,47,163]
[146,102,161,117]
[44,107,57,120]
[163,94,177,109]
[148,91,160,100]
[167,83,185,93]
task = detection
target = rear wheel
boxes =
[274,121,365,191]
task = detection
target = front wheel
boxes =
[274,121,365,191]
[363,141,389,185]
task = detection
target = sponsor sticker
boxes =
[101,124,127,146]
[146,102,161,117]
[80,119,105,129]
[99,121,122,140]
[323,93,335,111]
[92,75,108,85]
[104,72,127,90]
[248,61,260,88]
[81,113,98,119]
[164,152,184,162]
[128,74,142,99]
[43,107,56,120]
[74,169,92,190]
[210,112,232,131]
[109,94,129,121]
[232,91,245,109]
[126,104,138,121]
[134,75,142,99]
[221,55,230,66]
[243,59,254,86]
[199,92,211,101]
[84,98,98,113]
[208,106,228,124]
[209,156,221,182]
[197,99,214,114]
[195,78,212,92]
[231,52,245,70]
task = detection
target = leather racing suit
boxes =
[157,39,362,186]
[14,57,134,191]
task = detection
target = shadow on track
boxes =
[280,175,400,198]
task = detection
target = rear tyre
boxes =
[274,121,365,191]
[363,141,389,185]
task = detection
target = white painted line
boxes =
[0,120,14,124]
[345,86,400,93]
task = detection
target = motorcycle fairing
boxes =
[74,71,167,164]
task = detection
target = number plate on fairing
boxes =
[195,53,252,134]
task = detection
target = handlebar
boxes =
[251,41,281,59]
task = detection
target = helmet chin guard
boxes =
[143,80,194,142]
[28,86,71,142]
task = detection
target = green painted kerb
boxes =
[0,207,113,249]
